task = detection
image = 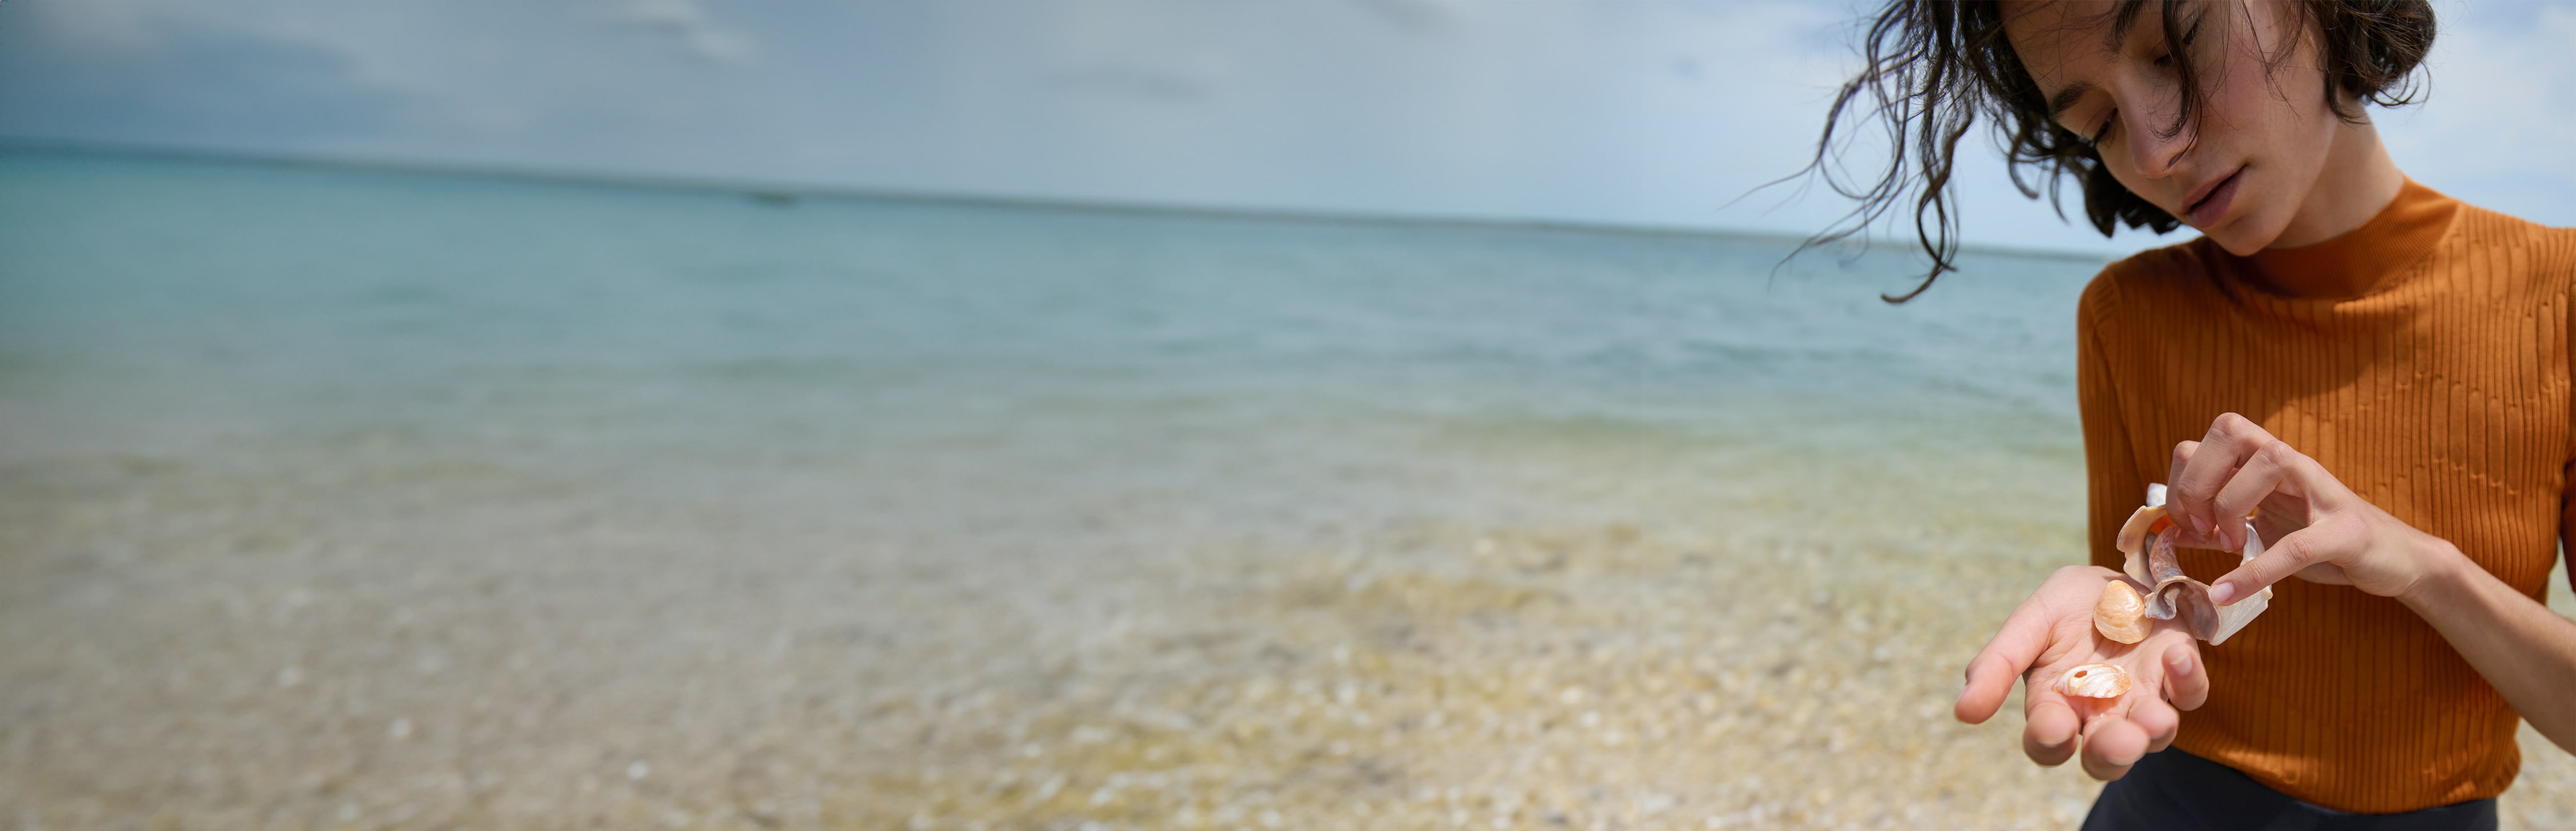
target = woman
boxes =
[1815,1,2576,828]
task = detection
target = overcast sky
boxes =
[2,0,2569,254]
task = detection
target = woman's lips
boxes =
[2187,168,2243,228]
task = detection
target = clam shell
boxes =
[2055,663,2133,699]
[2093,579,2148,644]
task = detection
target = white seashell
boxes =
[2119,484,2274,646]
[2112,505,2168,585]
[2055,663,2133,699]
[2093,579,2148,644]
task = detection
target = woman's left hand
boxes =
[2162,413,2455,605]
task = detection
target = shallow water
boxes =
[5,149,2571,829]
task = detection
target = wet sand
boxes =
[9,436,2576,831]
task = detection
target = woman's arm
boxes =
[2164,414,2576,751]
[2395,537,2576,750]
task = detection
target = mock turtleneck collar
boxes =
[2242,178,2459,300]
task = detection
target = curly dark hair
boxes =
[1802,0,2436,302]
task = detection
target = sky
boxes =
[2,0,2571,255]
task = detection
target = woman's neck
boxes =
[2268,116,2407,252]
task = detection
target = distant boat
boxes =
[746,190,800,207]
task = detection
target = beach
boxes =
[6,149,2576,829]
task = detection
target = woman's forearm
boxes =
[2400,541,2576,750]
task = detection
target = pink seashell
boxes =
[2055,663,2133,699]
[2094,579,2148,644]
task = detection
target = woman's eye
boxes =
[2148,15,2200,72]
[2091,109,2119,144]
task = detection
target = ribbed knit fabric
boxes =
[2080,179,2576,813]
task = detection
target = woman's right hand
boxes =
[1954,565,2210,780]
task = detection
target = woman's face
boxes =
[2002,1,2347,254]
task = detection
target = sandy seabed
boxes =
[7,440,2576,831]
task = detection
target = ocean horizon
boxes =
[0,140,2133,265]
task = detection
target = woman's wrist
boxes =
[2394,532,2474,612]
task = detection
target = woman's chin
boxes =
[2206,231,2269,257]
[2199,212,2286,257]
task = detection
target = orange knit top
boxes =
[2080,179,2576,813]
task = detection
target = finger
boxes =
[2166,439,2200,487]
[2162,439,2222,550]
[2168,414,2278,542]
[2210,515,2353,606]
[2079,714,2151,781]
[2129,695,2180,753]
[2207,440,2309,551]
[2161,641,2208,711]
[1956,599,2060,724]
[2024,698,2080,767]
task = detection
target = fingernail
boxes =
[2208,582,2237,605]
[2189,514,2210,537]
[2166,651,2192,675]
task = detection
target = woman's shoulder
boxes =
[2451,201,2576,267]
[2077,201,2576,322]
[2076,237,2231,325]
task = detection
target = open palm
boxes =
[1955,565,2210,780]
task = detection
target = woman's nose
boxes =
[2120,97,2194,180]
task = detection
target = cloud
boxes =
[613,0,758,64]
[0,0,785,155]
[1341,0,1451,34]
[1052,65,1209,105]
[0,2,411,150]
[0,0,2565,254]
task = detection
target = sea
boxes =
[0,147,2104,539]
[0,147,2206,828]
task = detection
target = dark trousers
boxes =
[2082,748,2497,831]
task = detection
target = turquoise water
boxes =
[25,151,2576,830]
[0,147,2147,827]
[0,148,2105,546]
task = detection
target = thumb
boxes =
[2160,641,2207,711]
[2210,518,2342,606]
[1957,597,2059,724]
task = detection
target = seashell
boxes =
[2112,505,2171,584]
[2055,663,2133,699]
[2093,579,2148,644]
[2117,484,2274,645]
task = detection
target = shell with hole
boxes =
[2112,484,2273,645]
[2055,663,2134,699]
[2094,579,2148,644]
